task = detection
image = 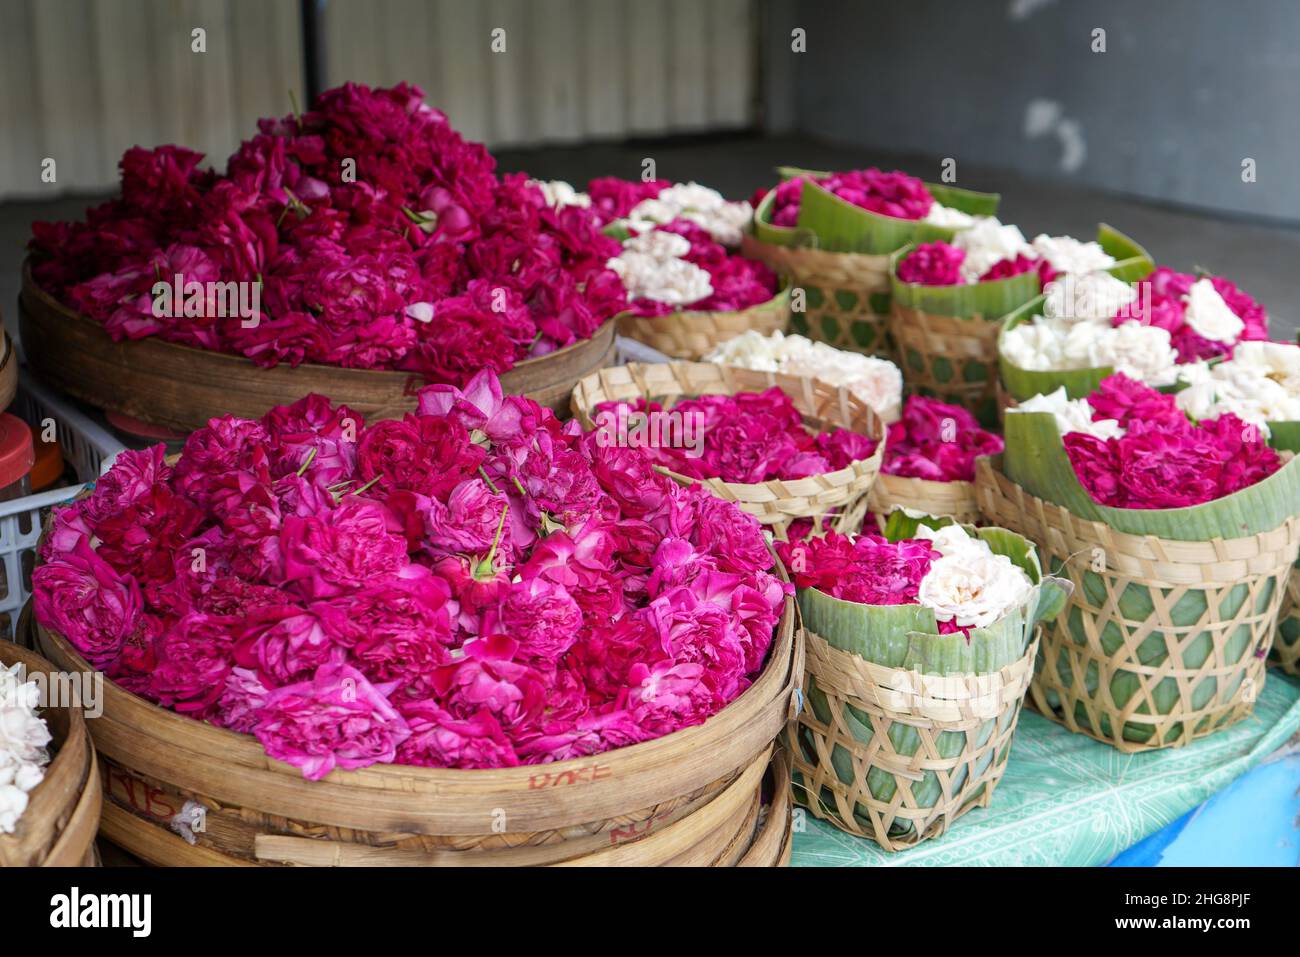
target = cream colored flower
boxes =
[607,251,712,305]
[704,330,903,422]
[1182,278,1245,344]
[1030,234,1115,276]
[922,204,976,230]
[953,218,1031,281]
[1012,387,1125,440]
[914,526,1034,630]
[0,663,51,835]
[1175,340,1300,431]
[1043,271,1137,322]
[528,179,591,209]
[626,182,752,246]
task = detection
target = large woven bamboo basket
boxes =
[741,235,894,361]
[789,625,1039,852]
[617,286,791,361]
[867,473,982,528]
[19,259,616,429]
[0,626,101,867]
[30,587,800,867]
[570,361,885,539]
[890,304,1003,427]
[976,458,1300,751]
[1274,572,1300,676]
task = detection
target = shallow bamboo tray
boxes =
[570,361,885,538]
[31,584,800,866]
[0,625,101,867]
[617,287,790,361]
[19,258,616,429]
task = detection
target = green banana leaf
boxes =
[995,229,1162,402]
[795,514,1071,833]
[752,167,1000,254]
[889,244,1042,320]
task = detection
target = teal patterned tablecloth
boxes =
[790,673,1300,866]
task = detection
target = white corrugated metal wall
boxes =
[0,0,757,199]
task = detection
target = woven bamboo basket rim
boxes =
[740,234,892,291]
[33,583,799,836]
[868,471,982,525]
[791,625,1039,848]
[974,458,1300,583]
[616,285,791,361]
[19,257,617,426]
[0,629,102,867]
[0,328,16,414]
[570,361,885,527]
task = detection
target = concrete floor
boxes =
[5,134,1298,348]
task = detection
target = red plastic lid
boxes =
[0,414,35,488]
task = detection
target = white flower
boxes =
[1030,234,1115,276]
[704,330,904,422]
[607,252,712,305]
[953,218,1031,281]
[625,182,752,246]
[620,229,692,260]
[0,663,51,835]
[1001,315,1180,386]
[1174,340,1300,430]
[1043,271,1137,322]
[1012,387,1125,440]
[923,204,976,230]
[914,526,1034,630]
[529,179,590,209]
[1182,277,1244,344]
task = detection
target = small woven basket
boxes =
[617,287,791,361]
[1274,570,1300,676]
[867,473,982,529]
[570,361,885,539]
[891,304,1003,426]
[790,626,1039,852]
[976,458,1300,751]
[742,235,894,360]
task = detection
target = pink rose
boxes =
[33,540,143,668]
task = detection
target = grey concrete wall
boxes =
[764,0,1300,224]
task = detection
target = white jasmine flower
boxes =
[704,330,904,422]
[626,182,752,246]
[1030,234,1116,276]
[0,663,52,835]
[528,179,591,209]
[620,229,692,260]
[1043,271,1137,322]
[1001,316,1180,386]
[607,251,712,305]
[1012,387,1125,440]
[923,204,976,230]
[913,526,1034,630]
[1182,277,1245,344]
[1174,340,1300,431]
[953,218,1031,281]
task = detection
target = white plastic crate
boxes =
[0,369,126,639]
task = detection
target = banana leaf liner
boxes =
[1264,418,1300,674]
[570,361,885,539]
[789,512,1070,851]
[616,284,791,361]
[976,410,1300,751]
[742,171,998,362]
[995,228,1159,409]
[888,249,1040,428]
[866,472,984,529]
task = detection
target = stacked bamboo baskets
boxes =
[30,586,800,867]
[0,624,101,867]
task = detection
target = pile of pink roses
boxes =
[882,396,1003,483]
[29,83,627,386]
[594,388,877,484]
[777,532,944,614]
[1064,374,1281,509]
[32,371,788,780]
[767,168,936,225]
[896,240,1051,287]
